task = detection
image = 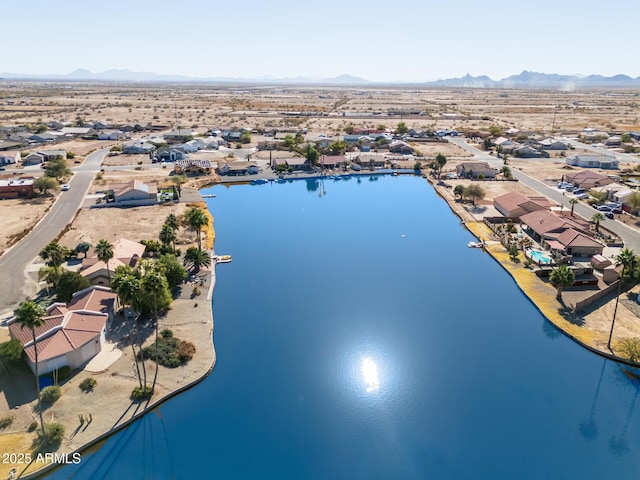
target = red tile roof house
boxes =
[81,238,146,286]
[561,170,613,189]
[519,210,604,258]
[493,191,551,218]
[8,286,118,375]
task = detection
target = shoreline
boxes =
[424,173,640,368]
[13,217,219,479]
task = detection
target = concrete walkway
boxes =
[84,342,123,373]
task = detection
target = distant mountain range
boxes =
[1,69,640,88]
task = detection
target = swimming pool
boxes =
[528,249,553,264]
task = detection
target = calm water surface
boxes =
[51,175,640,479]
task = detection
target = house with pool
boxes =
[519,210,604,260]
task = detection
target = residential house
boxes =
[359,136,373,152]
[174,158,215,175]
[512,145,547,158]
[108,179,158,207]
[0,177,35,199]
[23,149,67,165]
[0,141,23,151]
[537,138,569,150]
[157,147,187,162]
[60,127,96,137]
[98,130,127,141]
[494,137,518,153]
[604,136,621,147]
[8,286,118,375]
[566,154,619,169]
[562,170,613,189]
[221,130,244,143]
[284,157,311,171]
[493,192,551,218]
[307,135,340,150]
[164,129,195,143]
[318,155,346,169]
[0,151,19,165]
[456,162,498,179]
[357,154,386,169]
[122,141,155,155]
[257,139,285,151]
[219,161,260,176]
[629,132,640,141]
[520,210,603,257]
[81,239,146,285]
[29,132,60,144]
[388,140,413,154]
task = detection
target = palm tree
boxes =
[39,241,69,268]
[608,248,637,350]
[114,273,144,389]
[591,212,605,233]
[435,153,447,177]
[142,271,167,391]
[95,239,114,285]
[183,247,211,273]
[549,265,575,301]
[14,301,46,438]
[159,223,177,253]
[165,213,179,232]
[185,207,208,250]
[38,265,62,293]
[569,198,578,217]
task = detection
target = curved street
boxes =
[0,149,108,315]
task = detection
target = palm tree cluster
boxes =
[185,206,208,250]
[159,213,179,254]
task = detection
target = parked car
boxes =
[605,212,615,219]
[61,184,70,191]
[575,193,589,199]
[565,186,575,192]
[596,205,612,212]
[573,188,586,195]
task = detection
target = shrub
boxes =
[142,334,195,368]
[40,386,62,403]
[36,422,65,450]
[178,341,196,361]
[0,338,23,363]
[617,337,640,363]
[79,378,97,392]
[192,286,201,297]
[161,329,173,339]
[0,415,14,430]
[28,421,38,432]
[131,385,153,400]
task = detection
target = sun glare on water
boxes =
[361,357,380,393]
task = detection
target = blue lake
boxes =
[50,175,640,479]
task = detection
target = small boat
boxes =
[215,255,232,263]
[202,194,216,198]
[468,241,485,248]
[392,172,399,176]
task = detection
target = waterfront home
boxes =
[562,170,613,189]
[493,191,551,218]
[455,162,498,179]
[174,158,215,175]
[108,179,158,207]
[356,154,386,169]
[318,155,345,169]
[284,157,312,171]
[81,239,146,286]
[8,286,117,375]
[565,154,619,169]
[219,161,260,176]
[520,210,604,257]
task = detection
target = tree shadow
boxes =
[542,318,562,339]
[558,305,586,326]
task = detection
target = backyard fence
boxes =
[573,280,622,312]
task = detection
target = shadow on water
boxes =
[542,318,562,340]
[579,358,606,441]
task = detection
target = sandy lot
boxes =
[0,196,55,257]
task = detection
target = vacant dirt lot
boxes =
[0,196,56,257]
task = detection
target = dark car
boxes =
[605,212,614,219]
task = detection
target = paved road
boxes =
[447,137,640,252]
[0,149,109,314]
[563,138,640,164]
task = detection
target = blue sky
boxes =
[3,0,639,81]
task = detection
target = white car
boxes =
[61,184,70,191]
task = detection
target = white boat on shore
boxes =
[202,194,216,198]
[467,241,485,248]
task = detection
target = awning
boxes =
[546,240,565,251]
